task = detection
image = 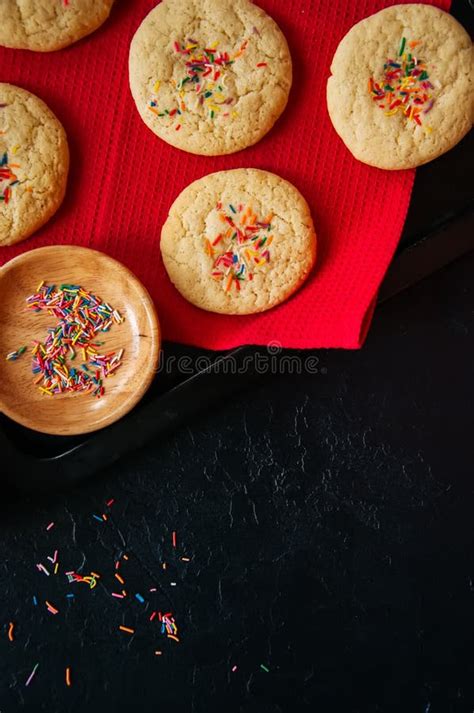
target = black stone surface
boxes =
[1,248,473,713]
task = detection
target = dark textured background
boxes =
[1,250,473,713]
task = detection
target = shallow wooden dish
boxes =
[0,245,160,436]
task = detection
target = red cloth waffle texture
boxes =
[0,0,451,349]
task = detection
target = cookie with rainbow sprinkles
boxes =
[129,0,292,156]
[327,4,473,170]
[161,169,316,315]
[0,84,69,247]
[0,0,115,52]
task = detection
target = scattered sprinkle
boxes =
[46,601,59,615]
[6,345,27,361]
[25,663,39,687]
[8,622,15,642]
[46,522,55,531]
[20,503,188,687]
[47,550,58,564]
[119,625,135,635]
[161,613,179,641]
[260,664,270,673]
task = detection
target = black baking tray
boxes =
[2,0,473,494]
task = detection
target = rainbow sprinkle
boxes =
[206,203,274,293]
[119,625,135,635]
[6,346,27,361]
[149,38,250,122]
[66,571,99,589]
[161,613,179,641]
[369,38,435,127]
[0,151,21,204]
[6,283,124,399]
[7,499,193,689]
[25,663,39,687]
[8,622,15,642]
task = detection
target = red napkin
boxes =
[0,0,451,350]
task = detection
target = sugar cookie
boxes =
[327,4,473,169]
[0,84,69,247]
[161,169,316,314]
[129,0,292,155]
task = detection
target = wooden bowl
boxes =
[0,246,160,436]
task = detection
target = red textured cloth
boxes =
[0,0,451,349]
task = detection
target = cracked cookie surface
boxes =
[0,0,115,52]
[327,4,473,170]
[129,0,292,155]
[161,169,316,315]
[0,84,69,247]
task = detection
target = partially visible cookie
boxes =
[327,4,473,170]
[0,0,115,52]
[161,169,316,315]
[129,0,292,156]
[0,84,69,247]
